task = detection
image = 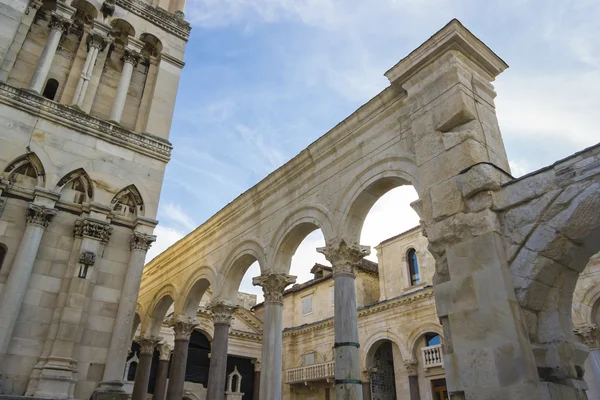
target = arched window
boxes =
[42,79,59,100]
[0,244,6,270]
[425,333,441,346]
[407,248,420,286]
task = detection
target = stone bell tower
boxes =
[0,0,190,397]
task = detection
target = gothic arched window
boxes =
[407,248,420,286]
[42,79,59,100]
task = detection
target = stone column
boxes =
[109,49,140,123]
[28,11,72,93]
[100,224,156,390]
[153,342,172,400]
[206,300,238,400]
[252,273,296,400]
[0,203,56,357]
[318,240,369,400]
[166,318,198,400]
[252,360,260,400]
[71,32,106,107]
[361,371,371,400]
[131,336,160,400]
[576,325,600,399]
[403,358,420,400]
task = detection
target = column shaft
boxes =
[110,57,135,122]
[0,204,55,357]
[153,359,169,400]
[131,352,153,400]
[408,375,420,400]
[72,45,99,106]
[206,323,230,400]
[166,338,190,400]
[29,25,63,93]
[102,231,155,384]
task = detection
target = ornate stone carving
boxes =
[157,342,172,361]
[0,83,173,162]
[252,273,296,304]
[169,317,198,341]
[74,218,113,243]
[403,357,418,374]
[130,231,156,251]
[79,251,96,266]
[207,300,238,325]
[136,335,161,355]
[122,49,141,67]
[48,13,72,33]
[115,0,191,40]
[317,239,370,277]
[574,324,598,350]
[87,32,108,51]
[26,204,57,228]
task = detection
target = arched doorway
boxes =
[369,341,397,400]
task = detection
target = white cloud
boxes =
[509,159,531,178]
[162,202,197,232]
[146,225,185,263]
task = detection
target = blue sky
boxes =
[146,0,600,300]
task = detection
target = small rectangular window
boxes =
[304,352,315,366]
[302,294,313,315]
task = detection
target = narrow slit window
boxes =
[42,79,59,100]
[408,248,420,286]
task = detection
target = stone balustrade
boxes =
[421,343,444,369]
[285,361,335,384]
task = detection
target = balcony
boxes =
[285,361,335,384]
[421,343,444,369]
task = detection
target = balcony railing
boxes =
[421,343,444,369]
[285,361,335,384]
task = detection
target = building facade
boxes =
[0,0,189,397]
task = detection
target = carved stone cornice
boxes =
[317,239,370,277]
[0,83,172,162]
[168,317,198,341]
[26,204,57,228]
[234,308,263,334]
[130,231,156,251]
[230,329,262,343]
[206,300,238,326]
[49,13,72,33]
[74,218,112,243]
[404,358,418,374]
[115,0,191,41]
[252,273,297,304]
[574,324,598,350]
[136,335,161,355]
[157,342,172,361]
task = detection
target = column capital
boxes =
[130,231,156,251]
[74,218,113,243]
[252,273,296,304]
[157,342,172,361]
[136,335,161,355]
[207,300,238,325]
[168,317,198,341]
[122,49,141,67]
[403,357,418,374]
[87,32,108,52]
[317,239,370,277]
[48,12,72,33]
[26,203,57,228]
[574,324,598,350]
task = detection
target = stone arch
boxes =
[2,153,46,190]
[111,184,144,220]
[217,238,267,302]
[336,157,419,243]
[269,204,334,274]
[363,331,406,369]
[55,168,94,205]
[178,266,217,318]
[144,284,178,336]
[70,0,99,21]
[406,323,444,359]
[139,33,162,57]
[110,18,135,44]
[510,182,600,384]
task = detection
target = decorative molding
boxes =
[49,13,72,33]
[234,308,263,334]
[403,357,418,374]
[252,273,297,304]
[574,324,598,350]
[74,218,113,243]
[0,83,172,162]
[157,342,172,361]
[206,300,238,326]
[115,0,191,41]
[317,239,370,277]
[168,317,198,341]
[136,335,161,355]
[79,251,96,267]
[130,231,156,251]
[26,204,57,228]
[229,329,262,343]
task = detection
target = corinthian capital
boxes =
[403,357,418,374]
[136,335,161,355]
[26,204,57,228]
[157,342,172,361]
[207,300,238,325]
[317,239,370,277]
[252,273,296,304]
[168,317,198,341]
[87,32,108,51]
[122,49,141,67]
[49,13,72,33]
[575,324,598,350]
[130,231,156,251]
[74,218,113,243]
